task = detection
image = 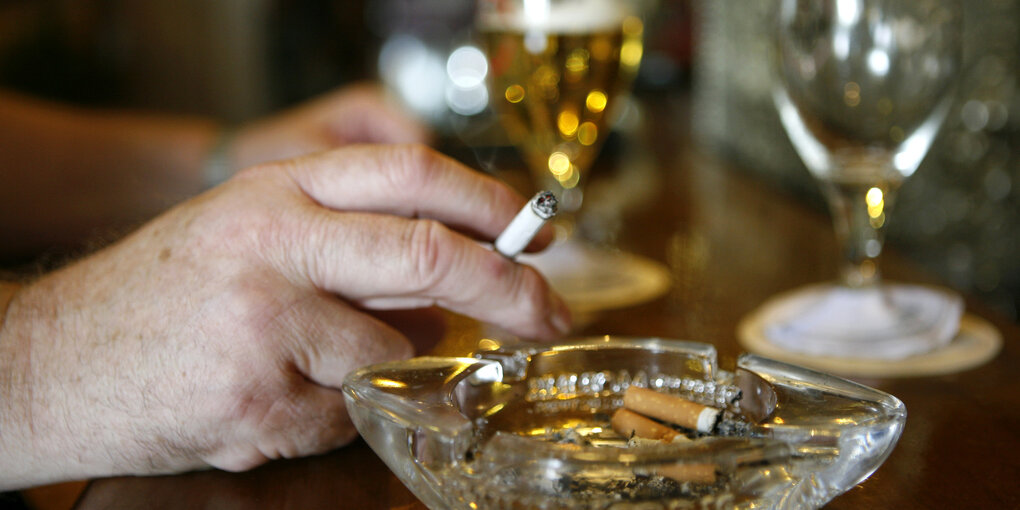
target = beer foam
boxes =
[479,0,630,34]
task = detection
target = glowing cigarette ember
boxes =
[494,190,558,259]
[623,386,721,434]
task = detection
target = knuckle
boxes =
[478,249,515,287]
[508,266,549,319]
[257,386,305,433]
[197,281,295,419]
[389,143,440,194]
[193,198,274,253]
[403,219,454,292]
[209,448,269,473]
[302,404,357,453]
[232,163,268,182]
[255,388,352,459]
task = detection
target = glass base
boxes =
[516,237,671,315]
[759,283,963,360]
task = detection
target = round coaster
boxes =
[738,302,1002,378]
[518,240,671,315]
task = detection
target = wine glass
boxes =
[761,0,964,359]
[473,0,671,318]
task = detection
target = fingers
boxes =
[280,211,571,340]
[273,292,414,389]
[202,294,406,473]
[205,383,356,472]
[324,84,431,145]
[286,144,552,247]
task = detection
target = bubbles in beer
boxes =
[481,2,642,189]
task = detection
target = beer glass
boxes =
[473,0,669,318]
[762,0,964,358]
[477,0,644,218]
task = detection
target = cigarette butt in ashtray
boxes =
[611,408,681,442]
[623,386,721,434]
[611,408,718,484]
[654,463,718,484]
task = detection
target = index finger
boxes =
[285,144,553,249]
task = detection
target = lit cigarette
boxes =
[611,408,680,442]
[494,190,558,259]
[623,387,721,434]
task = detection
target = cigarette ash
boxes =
[549,426,594,446]
[715,410,755,437]
[531,190,559,219]
[479,463,727,504]
[549,472,725,502]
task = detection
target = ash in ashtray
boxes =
[551,472,725,502]
[485,466,725,503]
[548,427,594,446]
[715,410,755,437]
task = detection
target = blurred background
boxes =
[0,0,1016,320]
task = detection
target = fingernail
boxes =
[547,292,572,336]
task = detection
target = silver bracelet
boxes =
[202,126,237,189]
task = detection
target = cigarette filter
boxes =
[623,386,721,434]
[654,463,718,484]
[611,408,679,442]
[494,190,558,259]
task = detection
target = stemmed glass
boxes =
[476,0,644,217]
[473,0,670,317]
[763,0,964,359]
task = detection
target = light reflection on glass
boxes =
[577,121,598,145]
[447,46,488,88]
[586,90,608,112]
[372,378,408,389]
[620,38,643,68]
[865,187,883,208]
[505,84,526,103]
[622,15,643,36]
[378,35,447,118]
[558,109,579,136]
[560,166,581,188]
[565,49,590,75]
[836,0,861,24]
[446,45,490,115]
[867,49,890,77]
[548,151,571,176]
[843,81,861,107]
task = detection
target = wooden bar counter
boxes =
[20,96,1019,509]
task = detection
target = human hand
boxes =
[230,83,430,170]
[0,145,569,489]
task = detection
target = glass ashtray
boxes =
[342,337,906,509]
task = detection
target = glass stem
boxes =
[821,178,899,288]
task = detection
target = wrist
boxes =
[0,282,19,322]
[0,280,90,490]
[0,281,34,490]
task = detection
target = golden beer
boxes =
[481,7,643,192]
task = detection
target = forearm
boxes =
[0,276,119,491]
[0,91,222,257]
[0,280,39,491]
